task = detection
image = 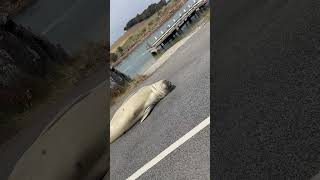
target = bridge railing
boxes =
[148,0,208,51]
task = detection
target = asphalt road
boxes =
[0,1,107,179]
[110,22,210,179]
[8,82,108,180]
[0,68,107,180]
[212,0,320,179]
[14,0,106,53]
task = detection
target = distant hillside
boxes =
[124,0,167,31]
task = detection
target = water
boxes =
[115,0,200,78]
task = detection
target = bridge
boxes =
[147,0,208,55]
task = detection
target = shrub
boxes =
[110,52,118,63]
[148,20,154,26]
[117,46,124,55]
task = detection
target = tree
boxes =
[124,0,167,31]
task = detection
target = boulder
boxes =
[110,67,131,96]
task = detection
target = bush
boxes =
[110,52,118,63]
[148,20,154,26]
[117,46,124,55]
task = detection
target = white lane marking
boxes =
[126,116,210,180]
[41,0,81,35]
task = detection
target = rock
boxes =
[110,67,131,96]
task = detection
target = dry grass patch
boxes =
[110,0,187,66]
[111,74,148,106]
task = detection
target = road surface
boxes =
[14,0,106,53]
[110,22,210,179]
[213,0,320,179]
[8,82,108,180]
[0,0,107,179]
[0,67,107,179]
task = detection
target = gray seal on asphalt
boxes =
[110,80,175,143]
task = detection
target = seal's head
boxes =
[151,80,175,97]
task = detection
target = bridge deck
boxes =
[147,0,208,54]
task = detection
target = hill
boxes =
[124,0,167,31]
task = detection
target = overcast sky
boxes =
[110,0,162,44]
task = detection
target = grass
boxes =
[110,21,147,53]
[203,6,210,20]
[110,0,188,65]
[57,42,106,85]
[111,74,148,106]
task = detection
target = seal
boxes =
[110,80,174,143]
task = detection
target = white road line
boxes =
[126,116,210,180]
[41,0,81,35]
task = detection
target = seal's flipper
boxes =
[140,105,154,123]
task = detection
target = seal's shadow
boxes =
[169,84,176,93]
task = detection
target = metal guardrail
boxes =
[147,0,208,53]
